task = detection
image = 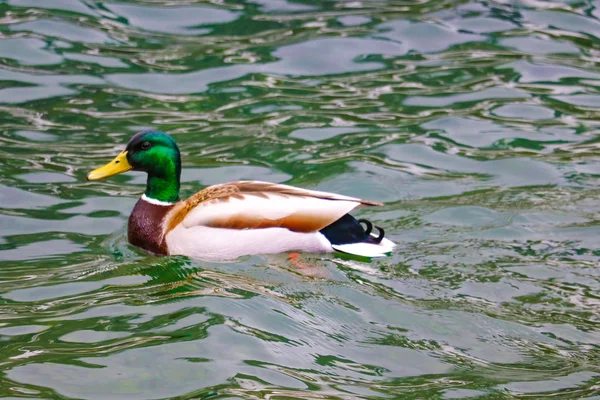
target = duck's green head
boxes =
[88,130,182,203]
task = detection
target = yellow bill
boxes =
[87,151,132,181]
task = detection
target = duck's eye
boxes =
[141,142,151,150]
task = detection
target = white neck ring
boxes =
[142,194,174,206]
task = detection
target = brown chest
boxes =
[127,198,175,255]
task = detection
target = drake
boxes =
[87,130,395,260]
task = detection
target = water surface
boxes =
[1,0,600,398]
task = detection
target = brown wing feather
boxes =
[165,181,383,234]
[165,183,238,234]
[213,181,382,205]
[205,211,335,232]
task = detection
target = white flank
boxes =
[142,194,174,207]
[332,237,396,258]
[166,225,333,261]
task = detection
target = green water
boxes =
[1,0,600,398]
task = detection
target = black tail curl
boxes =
[357,219,372,236]
[357,219,385,244]
[320,214,385,245]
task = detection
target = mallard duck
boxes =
[87,130,395,260]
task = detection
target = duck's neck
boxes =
[129,164,180,254]
[144,163,181,204]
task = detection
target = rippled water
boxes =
[1,0,600,398]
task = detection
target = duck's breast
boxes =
[128,197,175,255]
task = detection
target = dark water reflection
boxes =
[1,0,600,398]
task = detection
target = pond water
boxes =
[1,0,600,398]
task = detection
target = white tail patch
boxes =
[332,237,395,258]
